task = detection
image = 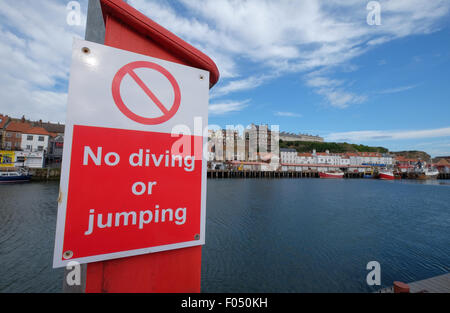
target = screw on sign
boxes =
[111,61,181,125]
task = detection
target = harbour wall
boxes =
[29,168,61,181]
[20,168,450,181]
[207,170,450,179]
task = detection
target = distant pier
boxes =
[207,170,450,179]
[377,273,450,293]
[208,170,364,179]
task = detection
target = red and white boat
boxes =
[319,171,344,179]
[378,170,395,180]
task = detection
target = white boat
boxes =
[417,168,439,180]
[0,169,32,183]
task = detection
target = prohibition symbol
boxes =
[111,61,181,125]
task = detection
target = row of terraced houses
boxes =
[0,114,64,168]
[280,149,394,172]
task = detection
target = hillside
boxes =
[279,140,389,154]
[391,151,431,162]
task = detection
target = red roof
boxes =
[25,127,52,136]
[5,121,32,133]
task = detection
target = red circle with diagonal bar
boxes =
[111,61,181,125]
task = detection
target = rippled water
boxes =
[201,179,450,292]
[0,182,63,292]
[0,179,449,292]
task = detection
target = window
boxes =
[16,133,21,138]
[26,145,31,151]
[5,132,11,138]
[27,135,33,141]
[37,146,44,151]
[38,136,45,142]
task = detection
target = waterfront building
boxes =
[0,150,45,169]
[244,124,279,161]
[279,131,324,143]
[21,127,52,153]
[208,124,279,164]
[297,153,315,164]
[280,148,297,164]
[0,114,10,150]
[339,155,351,166]
[434,158,450,173]
[47,135,64,168]
[316,150,341,166]
[14,151,45,168]
[279,149,395,173]
[2,119,32,151]
[395,156,419,173]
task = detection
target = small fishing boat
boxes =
[363,170,374,179]
[416,168,439,180]
[0,169,32,183]
[378,170,395,180]
[319,171,344,179]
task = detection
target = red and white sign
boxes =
[53,39,209,268]
[111,61,181,125]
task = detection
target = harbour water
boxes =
[1,179,449,292]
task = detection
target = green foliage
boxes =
[279,140,389,154]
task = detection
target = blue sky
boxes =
[0,0,449,156]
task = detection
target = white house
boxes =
[315,151,340,166]
[21,127,51,153]
[280,148,297,164]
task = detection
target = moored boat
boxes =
[416,168,439,180]
[319,171,344,179]
[0,169,32,183]
[378,170,395,180]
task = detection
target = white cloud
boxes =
[378,84,419,94]
[1,0,449,122]
[210,74,275,98]
[325,127,450,142]
[0,0,86,122]
[208,100,250,116]
[316,89,367,109]
[305,71,367,108]
[127,0,450,108]
[274,111,302,118]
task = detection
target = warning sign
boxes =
[53,39,209,268]
[112,61,181,125]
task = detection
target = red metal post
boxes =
[84,0,219,293]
